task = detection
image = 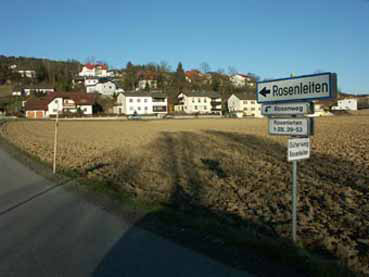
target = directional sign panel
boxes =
[257,73,337,103]
[261,102,314,116]
[269,118,313,136]
[288,137,310,161]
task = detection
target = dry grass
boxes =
[1,117,369,275]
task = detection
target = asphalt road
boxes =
[0,147,253,277]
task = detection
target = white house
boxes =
[230,74,256,88]
[25,92,95,119]
[12,84,54,96]
[227,93,262,117]
[174,91,222,115]
[79,64,113,78]
[86,80,117,96]
[338,98,358,110]
[23,84,55,96]
[17,70,36,78]
[114,92,168,115]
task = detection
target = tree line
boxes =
[0,55,260,100]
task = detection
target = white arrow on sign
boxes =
[269,118,313,136]
[261,102,314,116]
[257,72,337,103]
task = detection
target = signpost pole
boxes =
[292,159,298,242]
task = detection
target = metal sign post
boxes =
[288,136,310,242]
[257,72,337,243]
[292,159,297,242]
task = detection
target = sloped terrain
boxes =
[1,117,368,275]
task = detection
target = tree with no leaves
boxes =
[200,62,211,74]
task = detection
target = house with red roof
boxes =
[25,92,96,119]
[79,64,112,78]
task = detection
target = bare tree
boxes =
[216,68,225,74]
[200,62,211,74]
[228,66,238,76]
[85,56,96,64]
[159,60,171,72]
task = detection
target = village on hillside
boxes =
[0,56,368,119]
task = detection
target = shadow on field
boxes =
[90,130,361,276]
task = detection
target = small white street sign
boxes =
[268,118,313,136]
[261,102,314,116]
[288,137,310,161]
[257,72,337,103]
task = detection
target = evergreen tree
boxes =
[175,62,185,82]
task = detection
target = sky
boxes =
[1,0,368,93]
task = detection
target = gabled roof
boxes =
[122,91,152,97]
[83,64,108,70]
[121,91,167,98]
[232,93,257,101]
[180,91,221,98]
[151,92,167,98]
[84,64,95,70]
[24,98,50,111]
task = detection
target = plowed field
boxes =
[1,117,369,274]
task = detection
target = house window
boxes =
[137,99,141,103]
[251,101,255,104]
[244,107,248,111]
[138,107,141,110]
[83,108,87,112]
[198,98,201,103]
[53,109,57,112]
[55,100,58,104]
[204,99,207,103]
[129,99,133,103]
[243,101,247,104]
[130,107,133,111]
[144,106,148,110]
[144,99,147,103]
[192,98,195,103]
[194,106,198,110]
[251,108,255,111]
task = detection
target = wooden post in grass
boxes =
[53,111,59,174]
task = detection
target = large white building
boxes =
[227,93,262,117]
[230,74,256,88]
[332,98,369,111]
[174,91,222,115]
[86,79,117,96]
[114,92,168,115]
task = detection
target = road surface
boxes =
[0,147,253,277]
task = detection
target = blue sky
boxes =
[1,0,368,93]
